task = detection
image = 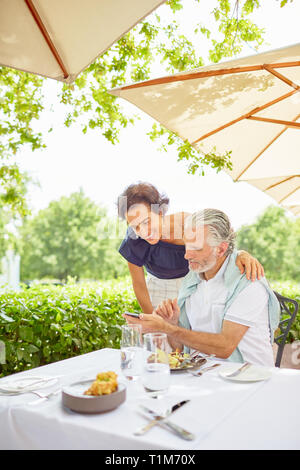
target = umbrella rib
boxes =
[236,112,300,180]
[191,89,298,145]
[284,205,300,215]
[263,65,300,90]
[24,0,69,80]
[278,186,300,204]
[247,116,300,128]
[265,175,300,191]
[114,61,300,92]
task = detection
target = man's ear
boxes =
[216,242,228,258]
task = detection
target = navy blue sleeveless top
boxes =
[118,227,189,280]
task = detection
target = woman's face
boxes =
[126,203,162,244]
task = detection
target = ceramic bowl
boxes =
[62,379,126,414]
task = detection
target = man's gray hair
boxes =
[185,208,236,256]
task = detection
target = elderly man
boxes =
[124,209,280,366]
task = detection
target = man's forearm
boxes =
[164,323,232,358]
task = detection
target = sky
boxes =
[16,0,300,231]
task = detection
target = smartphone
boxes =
[124,312,140,318]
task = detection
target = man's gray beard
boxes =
[189,250,217,274]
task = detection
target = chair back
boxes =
[273,291,299,367]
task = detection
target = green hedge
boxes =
[271,280,300,343]
[0,279,140,378]
[0,278,299,378]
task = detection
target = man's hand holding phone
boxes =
[123,312,141,319]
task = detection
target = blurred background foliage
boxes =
[237,206,300,283]
[0,191,299,284]
[18,190,128,282]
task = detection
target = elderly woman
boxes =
[117,182,264,314]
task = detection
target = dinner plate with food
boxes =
[62,371,126,414]
[168,349,209,371]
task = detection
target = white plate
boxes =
[0,375,59,394]
[219,364,272,383]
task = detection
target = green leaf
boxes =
[16,347,24,361]
[62,323,75,332]
[0,312,15,323]
[24,344,39,353]
[18,325,34,342]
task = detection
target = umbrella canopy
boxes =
[283,204,300,216]
[248,175,300,216]
[109,43,300,215]
[0,0,166,83]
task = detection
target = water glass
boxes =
[120,324,143,381]
[142,333,171,398]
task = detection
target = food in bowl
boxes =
[83,371,118,396]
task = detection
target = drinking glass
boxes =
[120,324,143,381]
[142,333,171,398]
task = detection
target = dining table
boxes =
[0,347,299,450]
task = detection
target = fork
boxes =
[134,407,171,435]
[190,351,216,360]
[187,363,221,377]
[181,353,216,368]
[27,388,61,405]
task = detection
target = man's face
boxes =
[183,225,217,273]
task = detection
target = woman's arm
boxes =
[127,262,153,314]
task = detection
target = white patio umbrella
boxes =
[248,176,300,216]
[0,0,166,83]
[283,204,300,216]
[109,43,300,215]
[282,187,300,216]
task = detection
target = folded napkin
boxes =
[0,375,60,395]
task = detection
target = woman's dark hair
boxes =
[117,182,170,219]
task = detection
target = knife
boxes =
[134,400,195,440]
[225,361,252,378]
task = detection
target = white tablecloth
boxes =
[0,348,299,450]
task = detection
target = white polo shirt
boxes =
[185,257,275,366]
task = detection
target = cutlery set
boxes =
[135,400,195,441]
